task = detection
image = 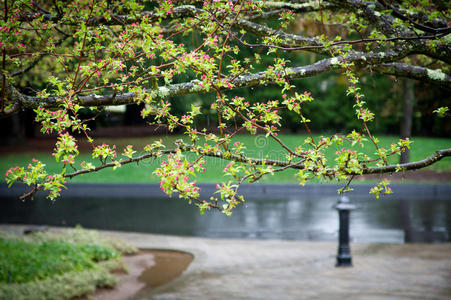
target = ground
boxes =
[2,225,450,300]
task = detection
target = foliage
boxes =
[433,106,449,118]
[1,225,139,255]
[0,227,132,300]
[0,238,118,283]
[0,267,118,300]
[1,0,450,215]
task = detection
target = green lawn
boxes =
[1,134,449,184]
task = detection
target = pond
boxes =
[1,190,450,243]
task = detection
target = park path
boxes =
[106,230,451,300]
[1,225,450,300]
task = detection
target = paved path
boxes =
[2,225,450,300]
[104,230,451,300]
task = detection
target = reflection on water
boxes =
[0,195,450,243]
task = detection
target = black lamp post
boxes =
[333,195,356,267]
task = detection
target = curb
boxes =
[1,182,451,200]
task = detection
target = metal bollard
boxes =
[333,195,356,267]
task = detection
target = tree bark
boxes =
[0,112,26,145]
[400,79,414,164]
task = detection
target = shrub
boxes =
[23,226,138,255]
[0,239,118,284]
[0,268,118,300]
[0,226,132,300]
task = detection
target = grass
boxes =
[0,134,449,184]
[0,239,117,283]
[0,227,138,300]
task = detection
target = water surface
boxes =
[0,195,450,243]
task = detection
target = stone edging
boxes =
[1,182,451,200]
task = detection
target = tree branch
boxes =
[8,48,424,111]
[62,147,451,180]
[330,0,399,36]
[199,146,451,176]
[232,16,326,54]
[65,148,179,179]
[264,1,338,13]
[18,144,450,201]
[17,2,449,62]
[19,5,200,26]
[19,2,340,26]
[373,63,451,87]
[377,0,451,35]
[356,149,451,175]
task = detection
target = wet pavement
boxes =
[125,233,451,300]
[1,225,450,300]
